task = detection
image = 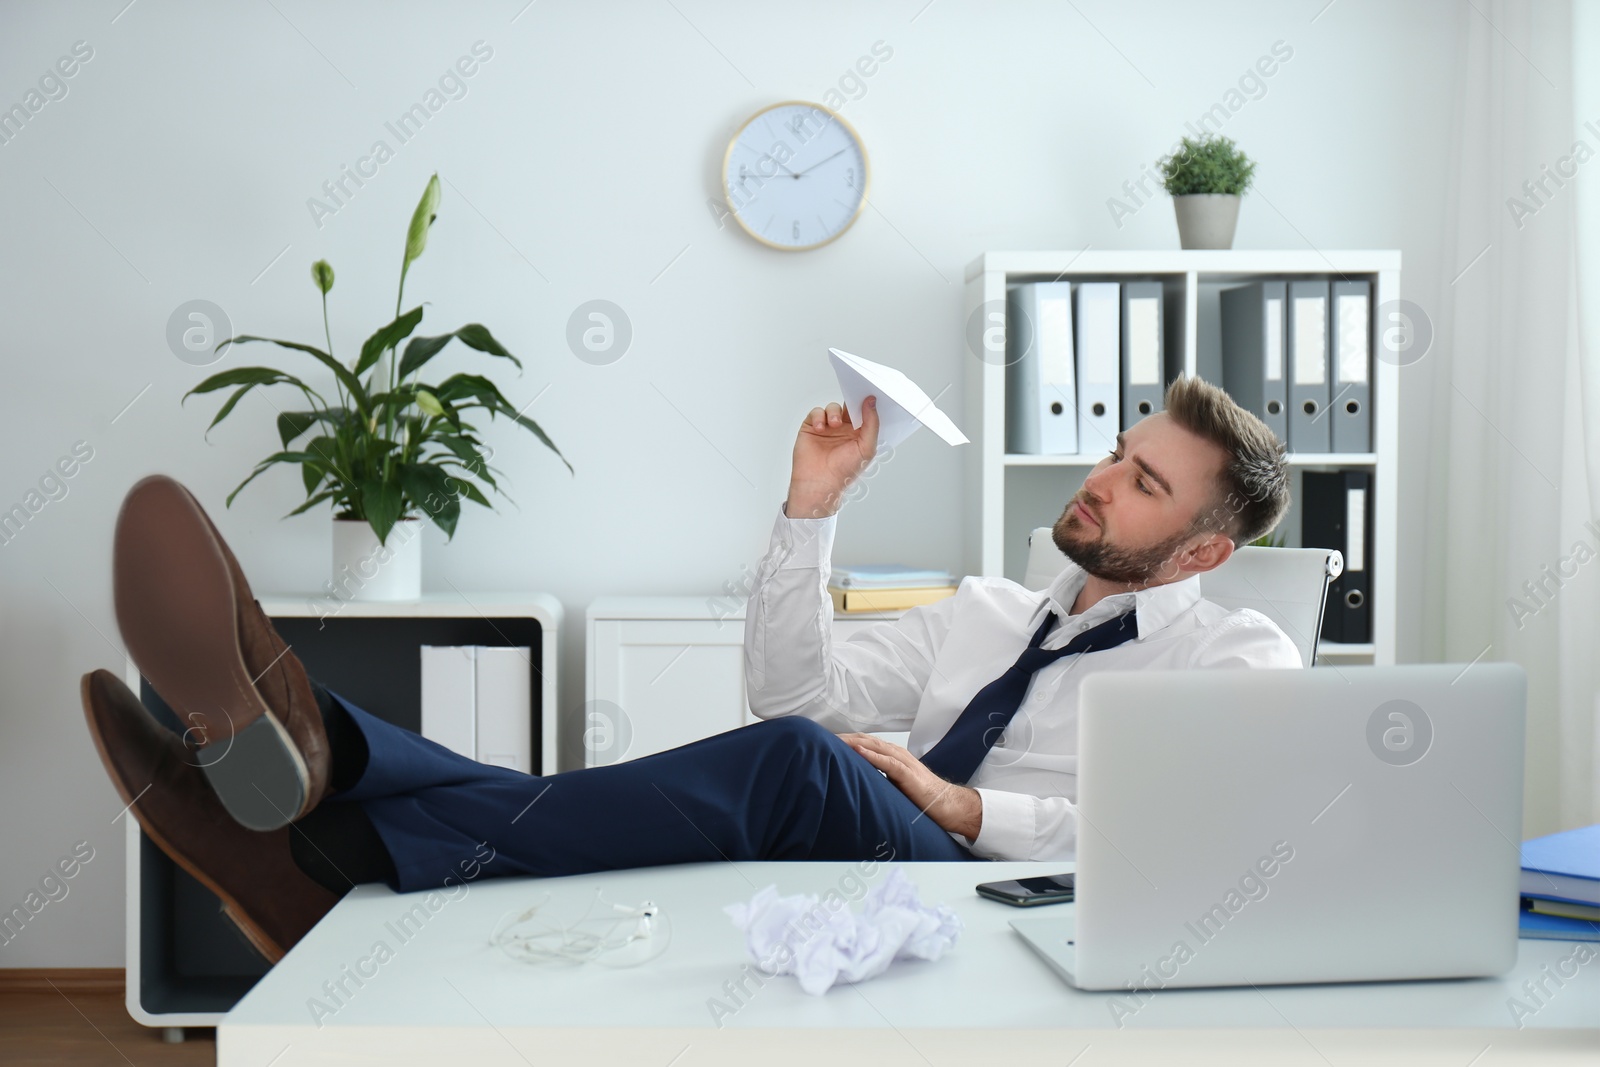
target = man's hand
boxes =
[785,396,880,520]
[838,733,983,842]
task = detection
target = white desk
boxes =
[219,860,1599,1065]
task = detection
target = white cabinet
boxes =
[584,596,910,767]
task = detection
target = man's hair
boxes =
[1162,375,1290,546]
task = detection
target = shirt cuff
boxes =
[772,500,836,570]
[967,787,1039,861]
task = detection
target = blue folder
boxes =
[1518,908,1600,942]
[1520,823,1600,907]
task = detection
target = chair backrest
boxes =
[1022,527,1343,667]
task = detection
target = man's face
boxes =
[1051,414,1229,588]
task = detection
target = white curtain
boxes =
[1568,2,1600,831]
[1425,0,1596,835]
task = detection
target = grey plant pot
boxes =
[1172,194,1241,250]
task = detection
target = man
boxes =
[82,375,1297,963]
[751,375,1301,862]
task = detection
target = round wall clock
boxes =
[721,100,870,251]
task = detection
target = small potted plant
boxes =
[185,174,572,601]
[1159,134,1257,250]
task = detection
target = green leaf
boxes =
[433,372,511,410]
[223,450,331,508]
[398,323,523,379]
[285,489,337,518]
[433,432,486,466]
[355,306,425,377]
[398,462,460,539]
[437,375,570,474]
[225,464,274,509]
[368,388,419,423]
[405,174,442,267]
[496,403,573,475]
[433,491,461,538]
[311,259,335,294]
[185,366,305,399]
[430,444,499,490]
[206,383,258,432]
[400,321,524,379]
[456,478,492,508]
[436,457,498,492]
[216,335,368,414]
[360,478,404,545]
[276,410,337,448]
[453,324,521,369]
[300,435,342,492]
[396,333,453,380]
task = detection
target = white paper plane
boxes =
[826,348,970,450]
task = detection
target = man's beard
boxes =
[1051,498,1197,588]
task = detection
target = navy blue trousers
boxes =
[324,690,986,893]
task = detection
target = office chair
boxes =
[1022,528,1343,668]
[865,531,1343,744]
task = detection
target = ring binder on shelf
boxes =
[1121,281,1165,430]
[1005,282,1078,454]
[1330,280,1372,454]
[1220,280,1289,446]
[1075,282,1121,453]
[1288,280,1331,454]
[1302,470,1372,643]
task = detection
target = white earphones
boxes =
[490,888,669,968]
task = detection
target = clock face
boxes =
[722,101,869,251]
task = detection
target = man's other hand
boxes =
[838,732,983,842]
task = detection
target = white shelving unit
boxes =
[120,590,562,1035]
[961,250,1400,666]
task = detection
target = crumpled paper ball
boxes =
[722,867,964,995]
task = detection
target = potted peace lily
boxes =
[187,174,571,600]
[1160,134,1257,250]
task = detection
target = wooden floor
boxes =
[0,973,215,1066]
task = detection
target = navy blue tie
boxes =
[920,608,1140,785]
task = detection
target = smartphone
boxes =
[975,873,1076,907]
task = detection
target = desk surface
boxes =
[220,860,1600,1065]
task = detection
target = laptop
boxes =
[1010,663,1526,991]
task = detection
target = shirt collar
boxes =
[1038,554,1203,641]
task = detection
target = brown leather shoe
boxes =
[175,480,331,815]
[80,669,340,963]
[113,474,328,830]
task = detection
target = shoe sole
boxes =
[80,672,289,963]
[113,475,308,831]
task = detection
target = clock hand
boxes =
[734,155,801,179]
[793,148,849,177]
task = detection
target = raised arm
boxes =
[744,395,960,733]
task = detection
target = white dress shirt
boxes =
[743,503,1304,861]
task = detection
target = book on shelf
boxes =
[1522,896,1600,922]
[829,585,958,613]
[1518,908,1600,942]
[831,564,956,589]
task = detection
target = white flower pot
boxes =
[330,517,423,601]
[1172,193,1241,250]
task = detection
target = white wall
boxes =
[0,0,1463,966]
